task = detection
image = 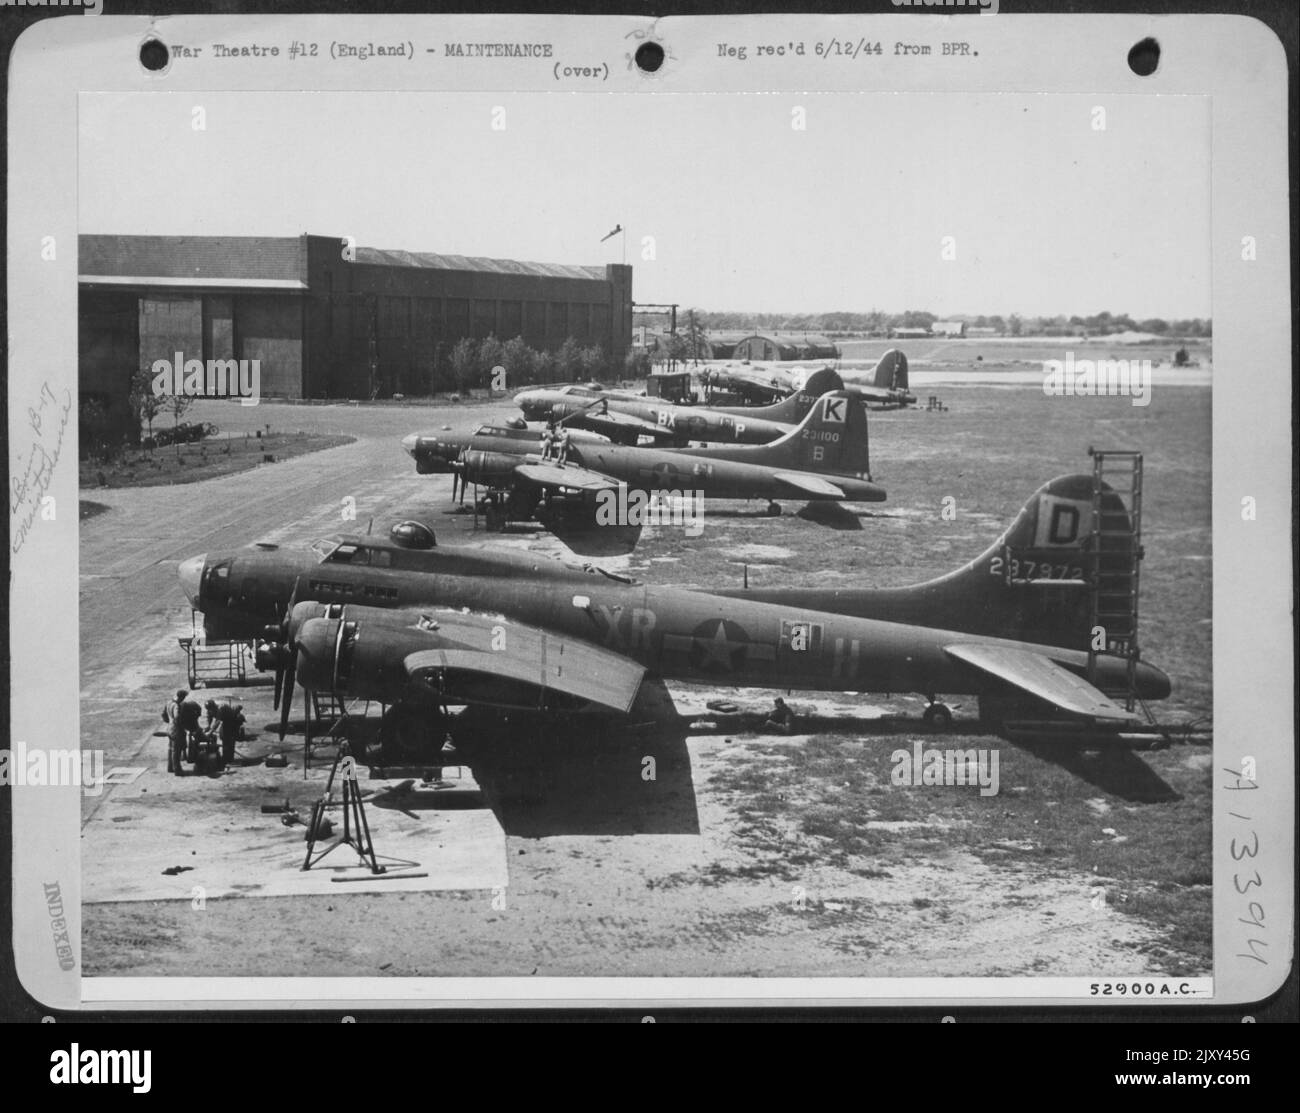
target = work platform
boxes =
[82,725,506,904]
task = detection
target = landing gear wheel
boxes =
[923,703,953,732]
[766,501,782,517]
[484,502,504,532]
[383,704,440,764]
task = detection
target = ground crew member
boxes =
[215,702,246,765]
[540,424,556,461]
[162,689,190,775]
[176,694,205,765]
[555,426,571,465]
[763,697,795,735]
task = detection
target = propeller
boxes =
[272,651,284,711]
[450,449,477,505]
[279,627,298,741]
[259,581,295,712]
[274,577,302,740]
[302,677,311,752]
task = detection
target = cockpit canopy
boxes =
[474,424,537,441]
[309,521,437,566]
[311,540,395,567]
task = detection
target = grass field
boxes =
[836,336,1213,367]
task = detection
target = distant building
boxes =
[78,233,633,450]
[699,330,748,360]
[890,326,931,340]
[732,333,840,361]
[931,320,967,338]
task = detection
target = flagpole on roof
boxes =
[600,223,625,265]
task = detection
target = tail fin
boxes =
[744,390,871,477]
[872,349,909,391]
[733,475,1135,652]
[914,474,1136,647]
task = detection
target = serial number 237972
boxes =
[988,556,1084,580]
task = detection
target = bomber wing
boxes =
[721,369,780,392]
[402,613,646,714]
[943,643,1136,722]
[771,472,847,499]
[513,461,622,492]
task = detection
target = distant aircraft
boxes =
[699,363,835,404]
[690,366,844,424]
[178,473,1170,761]
[844,348,916,410]
[512,384,805,446]
[404,389,885,527]
[703,350,915,412]
[512,366,840,447]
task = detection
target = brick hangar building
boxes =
[78,233,634,448]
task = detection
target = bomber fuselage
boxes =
[181,540,1168,703]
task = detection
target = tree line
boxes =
[671,309,1212,338]
[445,335,619,391]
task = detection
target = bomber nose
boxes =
[178,554,206,606]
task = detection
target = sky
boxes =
[79,90,1211,319]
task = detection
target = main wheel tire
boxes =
[385,705,439,763]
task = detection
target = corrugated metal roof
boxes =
[80,234,307,283]
[79,235,610,286]
[356,246,607,281]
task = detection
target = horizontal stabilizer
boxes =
[944,643,1135,722]
[514,462,621,492]
[403,619,646,714]
[851,386,896,403]
[772,472,846,499]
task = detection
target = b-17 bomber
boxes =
[178,475,1170,761]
